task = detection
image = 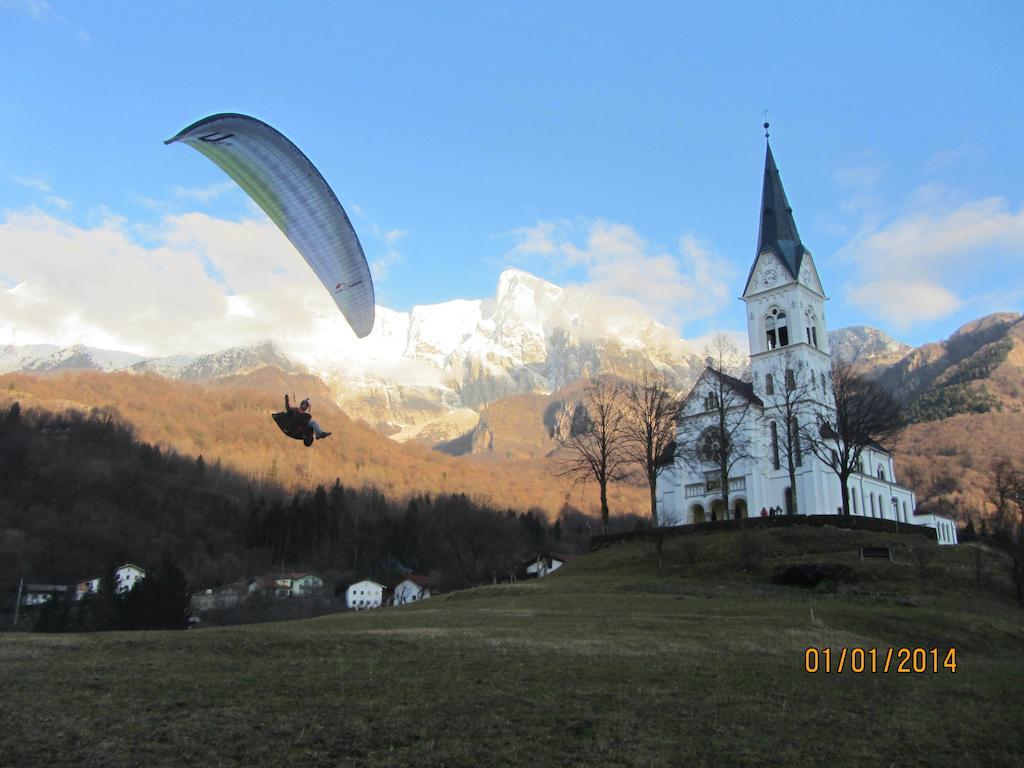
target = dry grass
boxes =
[1,527,1022,767]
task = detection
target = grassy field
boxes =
[2,526,1022,767]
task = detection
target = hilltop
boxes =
[1,525,1021,767]
[0,369,649,519]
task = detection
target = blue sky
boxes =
[2,0,1022,352]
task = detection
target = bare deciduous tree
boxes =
[621,372,680,527]
[676,334,754,520]
[762,355,817,516]
[555,376,628,534]
[802,362,902,516]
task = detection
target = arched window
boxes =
[804,309,819,348]
[769,421,780,470]
[765,373,774,395]
[876,465,885,481]
[785,368,796,391]
[704,392,719,411]
[765,308,789,349]
[870,494,876,517]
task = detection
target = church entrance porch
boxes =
[733,498,748,519]
[690,504,706,524]
[710,499,725,521]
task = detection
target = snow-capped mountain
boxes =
[0,343,146,373]
[129,340,305,380]
[1,270,703,439]
[319,269,702,437]
[828,326,911,369]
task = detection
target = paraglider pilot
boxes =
[285,394,331,440]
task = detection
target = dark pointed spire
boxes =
[755,141,806,279]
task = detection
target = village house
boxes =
[19,583,69,607]
[345,580,384,610]
[75,563,147,600]
[392,575,432,606]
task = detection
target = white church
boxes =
[656,139,958,545]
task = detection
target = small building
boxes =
[526,553,577,578]
[248,573,327,599]
[345,580,384,610]
[392,575,432,606]
[75,563,147,600]
[20,584,69,607]
[191,581,248,612]
[115,564,146,593]
[286,573,326,597]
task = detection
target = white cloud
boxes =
[173,180,237,202]
[505,219,735,333]
[9,174,70,210]
[847,279,961,329]
[10,174,52,192]
[838,195,1024,328]
[0,208,353,356]
[384,228,406,243]
[0,0,55,19]
[44,195,70,211]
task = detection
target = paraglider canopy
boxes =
[166,113,375,338]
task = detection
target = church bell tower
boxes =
[741,129,832,401]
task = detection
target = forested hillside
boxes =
[0,402,613,595]
[0,369,649,518]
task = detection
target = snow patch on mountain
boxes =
[0,342,146,373]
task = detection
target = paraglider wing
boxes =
[165,113,375,338]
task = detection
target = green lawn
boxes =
[2,527,1022,767]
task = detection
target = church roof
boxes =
[747,142,809,287]
[682,367,764,412]
[712,369,764,408]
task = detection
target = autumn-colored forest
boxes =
[0,369,649,519]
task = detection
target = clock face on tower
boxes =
[762,268,778,288]
[799,262,814,287]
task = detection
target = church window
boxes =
[765,373,774,395]
[812,327,818,347]
[876,465,885,481]
[806,327,812,344]
[785,368,796,391]
[698,428,728,463]
[704,392,719,411]
[770,421,780,470]
[765,309,789,349]
[870,494,876,517]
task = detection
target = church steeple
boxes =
[755,141,807,280]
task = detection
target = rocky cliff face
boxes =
[828,326,911,369]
